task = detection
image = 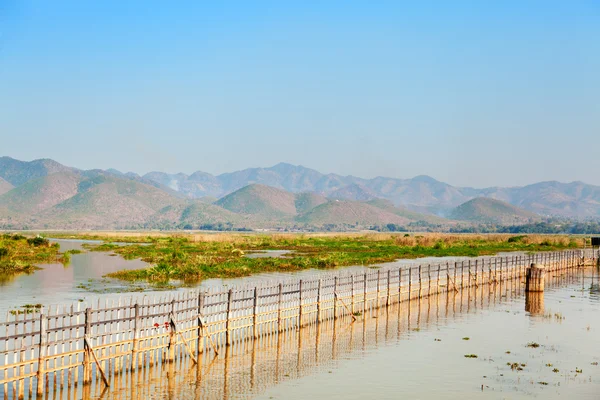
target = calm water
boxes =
[81,268,599,400]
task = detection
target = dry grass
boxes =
[25,230,584,247]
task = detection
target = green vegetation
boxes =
[89,233,582,282]
[0,234,62,274]
[464,354,478,358]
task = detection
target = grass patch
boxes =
[464,354,478,358]
[58,233,581,282]
[0,234,64,276]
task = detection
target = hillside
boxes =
[0,178,13,195]
[0,172,81,215]
[450,197,540,224]
[150,201,249,229]
[0,157,75,187]
[329,184,377,201]
[294,192,328,213]
[215,184,297,219]
[296,200,412,226]
[2,156,600,229]
[366,199,448,225]
[37,174,186,229]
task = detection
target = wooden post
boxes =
[408,267,412,300]
[225,289,233,346]
[299,280,303,327]
[277,283,283,332]
[461,261,465,289]
[131,304,140,370]
[526,264,545,292]
[168,300,176,362]
[333,277,338,319]
[398,268,402,303]
[363,272,368,313]
[36,313,47,396]
[418,266,422,298]
[437,265,441,294]
[252,287,258,339]
[197,292,205,353]
[83,308,92,384]
[376,270,381,309]
[316,279,322,323]
[386,270,391,306]
[351,275,355,314]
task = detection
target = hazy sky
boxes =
[0,1,598,188]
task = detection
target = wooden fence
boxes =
[0,249,590,399]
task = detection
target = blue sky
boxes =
[0,1,598,187]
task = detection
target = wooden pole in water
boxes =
[299,280,303,327]
[376,270,381,309]
[168,300,176,362]
[418,266,422,299]
[333,277,338,319]
[225,289,233,346]
[386,270,391,307]
[363,272,368,313]
[316,279,322,323]
[36,313,46,396]
[526,264,545,292]
[252,287,258,339]
[277,283,283,332]
[83,308,91,384]
[351,274,355,314]
[197,292,205,354]
[408,267,412,301]
[131,304,140,370]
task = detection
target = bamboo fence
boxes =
[0,249,591,399]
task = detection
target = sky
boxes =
[0,1,599,188]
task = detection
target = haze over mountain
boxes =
[0,156,599,230]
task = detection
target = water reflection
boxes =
[46,270,592,400]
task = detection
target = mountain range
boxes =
[0,156,596,230]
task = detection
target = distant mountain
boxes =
[450,197,540,224]
[0,178,13,195]
[215,184,298,219]
[0,157,75,187]
[366,199,448,225]
[0,172,80,215]
[329,184,378,201]
[296,200,413,226]
[4,155,600,229]
[294,192,328,214]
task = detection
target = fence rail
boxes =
[0,249,591,399]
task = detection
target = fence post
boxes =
[418,266,422,298]
[132,304,140,370]
[253,287,258,339]
[363,272,368,313]
[277,283,283,332]
[351,275,355,314]
[197,292,205,354]
[316,279,322,323]
[333,277,338,319]
[36,313,47,396]
[386,270,391,306]
[168,299,176,362]
[376,270,381,309]
[298,280,303,327]
[408,267,412,300]
[437,265,441,294]
[398,268,402,303]
[226,289,233,346]
[83,308,92,384]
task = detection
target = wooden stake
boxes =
[84,336,109,387]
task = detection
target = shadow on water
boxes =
[40,268,596,400]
